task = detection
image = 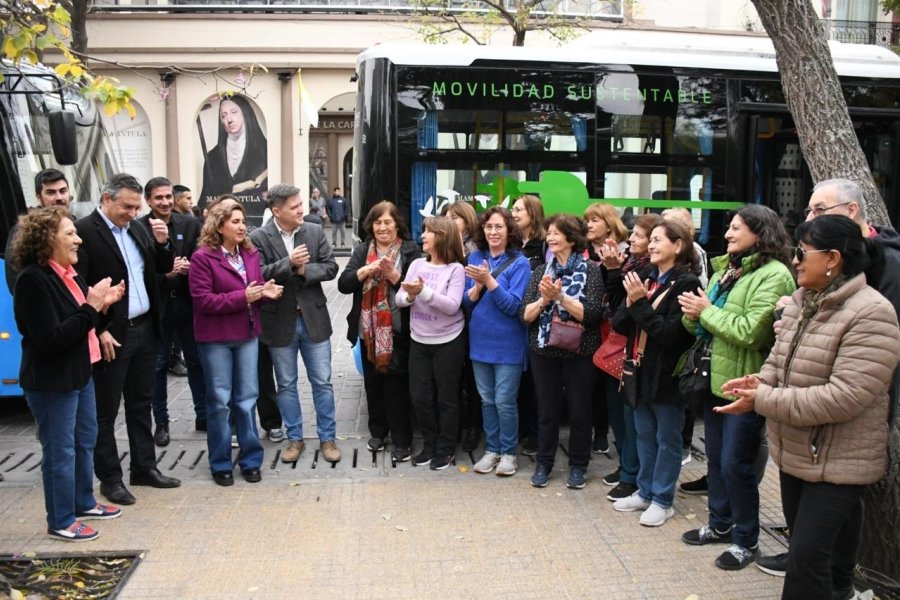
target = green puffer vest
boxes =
[682,253,796,400]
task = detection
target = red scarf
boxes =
[360,239,401,373]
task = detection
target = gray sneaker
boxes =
[474,452,500,474]
[267,428,285,443]
[495,454,517,477]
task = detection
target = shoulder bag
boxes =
[678,338,712,410]
[547,304,584,353]
[593,320,628,379]
[618,287,671,408]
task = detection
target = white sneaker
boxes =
[639,503,675,527]
[613,491,651,512]
[495,454,517,477]
[473,452,500,474]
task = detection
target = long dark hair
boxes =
[474,206,523,253]
[733,205,792,266]
[652,220,701,275]
[794,215,879,284]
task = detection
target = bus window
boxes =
[429,110,501,151]
[504,112,586,152]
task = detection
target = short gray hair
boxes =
[267,183,300,209]
[102,173,143,200]
[813,178,867,222]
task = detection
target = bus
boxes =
[0,63,118,397]
[352,30,900,251]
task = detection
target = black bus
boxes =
[352,30,900,251]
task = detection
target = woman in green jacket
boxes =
[677,205,795,571]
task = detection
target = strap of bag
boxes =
[633,286,672,361]
[477,256,516,300]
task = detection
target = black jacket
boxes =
[139,212,200,311]
[611,269,701,405]
[14,263,109,392]
[337,239,420,346]
[75,210,175,342]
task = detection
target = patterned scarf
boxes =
[360,239,401,373]
[784,274,848,371]
[537,253,589,348]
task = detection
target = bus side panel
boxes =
[0,258,23,397]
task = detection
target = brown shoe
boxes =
[320,439,341,463]
[281,440,306,463]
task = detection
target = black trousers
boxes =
[255,340,282,431]
[530,352,596,469]
[92,320,158,485]
[780,470,865,600]
[409,335,466,456]
[362,347,412,448]
[591,374,609,439]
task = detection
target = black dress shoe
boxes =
[100,482,136,505]
[130,468,181,488]
[154,423,170,447]
[242,468,262,483]
[212,471,234,487]
[168,360,188,377]
[195,418,207,432]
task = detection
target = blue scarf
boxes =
[537,253,588,348]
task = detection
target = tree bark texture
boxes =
[60,0,89,56]
[752,0,890,225]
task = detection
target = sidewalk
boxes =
[0,257,786,599]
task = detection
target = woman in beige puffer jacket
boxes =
[717,215,900,600]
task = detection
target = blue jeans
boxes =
[704,402,766,548]
[472,361,522,455]
[633,401,685,508]
[268,316,336,442]
[26,380,99,530]
[603,372,639,485]
[153,296,205,424]
[199,339,263,474]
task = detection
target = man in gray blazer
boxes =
[250,184,341,463]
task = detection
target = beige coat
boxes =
[755,273,900,485]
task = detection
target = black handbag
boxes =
[678,339,712,409]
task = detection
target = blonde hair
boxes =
[662,208,695,241]
[583,203,628,243]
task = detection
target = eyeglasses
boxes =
[483,224,506,232]
[802,202,850,217]
[793,246,832,262]
[510,206,524,213]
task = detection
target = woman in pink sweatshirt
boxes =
[396,216,466,470]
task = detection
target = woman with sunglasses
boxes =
[677,205,795,570]
[718,215,900,600]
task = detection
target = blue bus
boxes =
[0,64,117,397]
[352,30,900,250]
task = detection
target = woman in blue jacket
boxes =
[463,207,531,477]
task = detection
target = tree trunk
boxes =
[61,0,89,56]
[857,422,900,585]
[752,0,890,225]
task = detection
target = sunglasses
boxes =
[793,246,832,262]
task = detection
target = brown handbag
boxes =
[547,305,584,353]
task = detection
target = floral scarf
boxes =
[360,239,401,373]
[537,252,588,348]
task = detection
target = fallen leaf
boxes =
[395,526,409,532]
[289,482,301,487]
[10,589,25,600]
[382,513,392,521]
[556,492,563,497]
[684,513,696,520]
[458,465,469,473]
[539,493,549,498]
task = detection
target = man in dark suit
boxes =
[140,177,205,447]
[250,184,341,464]
[75,173,181,505]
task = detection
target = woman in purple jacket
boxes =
[189,199,282,486]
